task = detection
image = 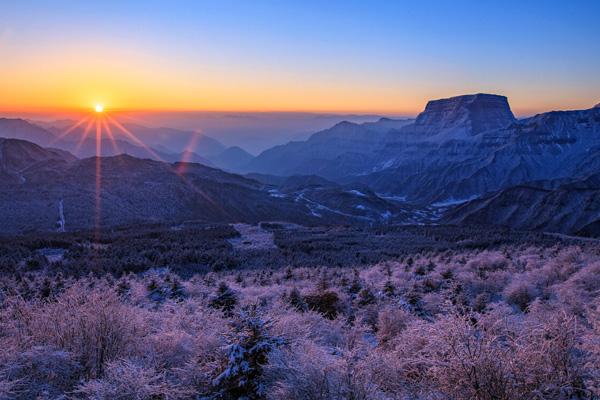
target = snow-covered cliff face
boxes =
[407,93,516,139]
[364,106,600,203]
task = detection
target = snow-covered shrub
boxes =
[209,282,238,316]
[1,346,82,400]
[75,360,174,399]
[212,311,284,399]
[7,281,146,378]
[303,290,342,320]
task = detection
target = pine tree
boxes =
[288,287,307,312]
[212,311,284,399]
[209,282,238,316]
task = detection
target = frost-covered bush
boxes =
[3,281,145,378]
[75,360,171,400]
[0,243,599,399]
[1,346,81,400]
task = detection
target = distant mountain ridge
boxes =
[3,93,600,237]
[0,138,411,233]
[245,93,600,207]
[243,117,414,176]
[0,118,56,146]
[0,118,254,172]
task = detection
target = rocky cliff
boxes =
[407,93,515,139]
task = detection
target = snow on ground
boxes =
[57,199,66,232]
[268,189,286,198]
[377,193,407,202]
[431,195,478,207]
[347,190,367,197]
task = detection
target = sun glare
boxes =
[94,104,104,113]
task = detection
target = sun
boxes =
[94,104,104,113]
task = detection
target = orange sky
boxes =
[1,2,598,116]
[1,44,595,116]
[0,44,428,115]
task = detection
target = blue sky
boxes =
[1,0,599,114]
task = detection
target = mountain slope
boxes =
[210,146,254,171]
[0,118,56,146]
[243,94,600,207]
[244,118,414,176]
[354,98,600,203]
[443,176,600,235]
[0,138,76,185]
[0,138,409,233]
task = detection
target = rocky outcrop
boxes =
[406,93,515,139]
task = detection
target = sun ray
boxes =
[94,117,102,239]
[74,116,96,155]
[106,114,229,217]
[101,117,121,156]
[176,132,201,174]
[49,115,91,145]
[106,115,165,162]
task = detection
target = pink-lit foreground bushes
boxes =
[1,245,600,399]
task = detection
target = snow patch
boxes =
[377,193,407,202]
[347,189,367,197]
[431,195,478,207]
[268,189,286,198]
[57,199,66,232]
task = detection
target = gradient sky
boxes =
[1,0,599,115]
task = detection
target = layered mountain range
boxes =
[0,118,254,172]
[1,93,599,236]
[0,138,410,233]
[241,93,600,234]
[246,93,600,202]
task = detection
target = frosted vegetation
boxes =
[0,244,600,399]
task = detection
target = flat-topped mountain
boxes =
[407,93,515,139]
[244,93,517,179]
